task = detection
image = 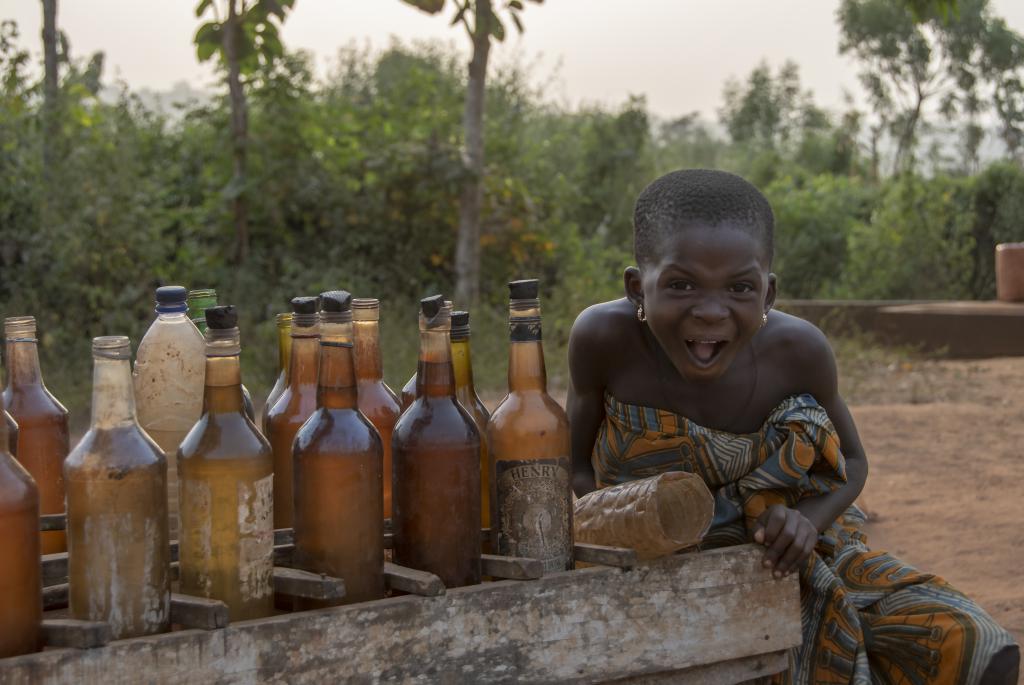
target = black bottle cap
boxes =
[420,294,444,319]
[320,291,353,312]
[451,310,470,327]
[508,279,539,299]
[205,305,237,330]
[291,296,318,314]
[156,285,188,304]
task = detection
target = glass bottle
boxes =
[352,298,400,519]
[188,288,256,421]
[260,313,292,436]
[266,296,320,529]
[178,306,274,621]
[487,279,573,572]
[392,296,481,588]
[134,285,205,539]
[294,292,384,606]
[65,336,170,639]
[400,372,416,411]
[450,311,491,533]
[3,316,70,554]
[0,409,41,658]
[3,409,16,456]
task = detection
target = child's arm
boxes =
[567,306,608,498]
[754,324,869,576]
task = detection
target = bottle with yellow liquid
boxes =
[487,279,573,572]
[266,296,320,529]
[294,292,384,606]
[0,407,41,657]
[177,306,274,621]
[352,298,400,519]
[450,311,491,535]
[188,288,256,421]
[3,315,70,553]
[65,336,170,639]
[261,312,292,435]
[392,296,481,588]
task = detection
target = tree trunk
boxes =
[453,0,491,308]
[223,0,250,264]
[41,0,58,183]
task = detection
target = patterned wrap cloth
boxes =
[593,392,1017,684]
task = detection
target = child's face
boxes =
[630,223,775,383]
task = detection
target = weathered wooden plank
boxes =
[41,553,67,587]
[272,567,345,601]
[40,513,66,532]
[480,553,543,580]
[1,545,800,684]
[40,619,110,650]
[383,561,446,597]
[42,583,68,610]
[170,594,229,630]
[574,542,638,569]
[606,650,789,684]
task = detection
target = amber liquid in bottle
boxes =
[3,316,70,554]
[261,313,292,436]
[65,336,170,639]
[487,280,573,572]
[393,297,481,588]
[294,292,385,606]
[3,409,17,457]
[266,297,320,529]
[178,307,274,621]
[352,298,400,519]
[400,372,416,412]
[450,311,491,534]
[0,411,41,657]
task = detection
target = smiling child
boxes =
[567,169,1019,684]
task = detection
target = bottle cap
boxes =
[420,294,444,319]
[320,291,353,313]
[451,310,469,328]
[508,279,539,300]
[291,296,318,314]
[155,286,188,313]
[205,305,238,330]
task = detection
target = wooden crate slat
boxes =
[1,545,800,684]
[272,567,345,601]
[42,583,68,611]
[480,553,543,580]
[40,618,110,650]
[170,594,229,630]
[574,542,638,569]
[383,562,445,597]
[40,513,66,532]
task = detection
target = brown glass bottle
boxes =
[3,316,70,554]
[293,292,384,606]
[487,280,573,572]
[392,296,481,588]
[352,298,400,519]
[450,311,492,533]
[400,372,416,411]
[260,312,292,436]
[178,307,274,621]
[3,409,17,457]
[65,336,170,639]
[0,408,41,657]
[266,296,320,529]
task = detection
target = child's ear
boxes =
[623,266,644,306]
[765,272,778,312]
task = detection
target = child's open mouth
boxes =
[685,339,728,366]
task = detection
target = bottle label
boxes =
[237,474,274,601]
[509,316,542,342]
[495,458,572,571]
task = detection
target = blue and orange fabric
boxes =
[593,393,1018,684]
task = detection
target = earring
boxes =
[637,305,646,322]
[761,312,768,327]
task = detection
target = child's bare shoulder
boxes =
[568,299,637,385]
[763,310,838,395]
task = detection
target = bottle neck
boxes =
[451,339,476,395]
[416,328,456,398]
[90,357,137,428]
[353,319,384,383]
[507,304,546,393]
[0,408,8,449]
[277,325,293,376]
[288,330,320,389]
[318,322,358,410]
[5,339,43,388]
[204,354,245,414]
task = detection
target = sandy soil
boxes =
[846,357,1024,662]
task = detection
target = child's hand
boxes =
[752,504,817,578]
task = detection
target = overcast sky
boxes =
[6,0,1024,120]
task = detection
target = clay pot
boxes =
[995,243,1024,302]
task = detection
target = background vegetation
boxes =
[1,0,1023,426]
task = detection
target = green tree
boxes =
[400,0,543,307]
[193,0,295,264]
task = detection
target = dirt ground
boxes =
[842,356,1024,660]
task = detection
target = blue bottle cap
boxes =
[155,286,188,313]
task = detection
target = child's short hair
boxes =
[633,169,774,266]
